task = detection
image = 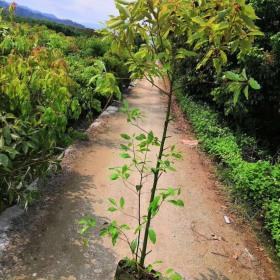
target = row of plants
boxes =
[175,88,280,257]
[0,8,129,211]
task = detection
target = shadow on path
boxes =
[1,170,119,279]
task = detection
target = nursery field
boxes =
[1,77,278,280]
[0,0,279,279]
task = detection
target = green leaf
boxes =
[120,224,130,230]
[116,3,131,18]
[167,166,176,172]
[147,131,154,144]
[100,228,109,237]
[241,68,247,79]
[192,16,205,26]
[121,134,131,140]
[84,218,96,227]
[2,127,11,140]
[78,219,88,225]
[112,231,119,246]
[147,265,153,272]
[233,88,240,105]
[176,48,197,59]
[95,60,107,72]
[0,154,9,168]
[134,225,143,234]
[110,173,119,180]
[243,85,249,100]
[248,30,264,36]
[172,153,183,159]
[170,274,183,280]
[27,141,37,149]
[80,225,90,235]
[168,199,184,207]
[166,268,175,275]
[120,144,129,151]
[164,160,170,166]
[240,14,255,29]
[120,197,125,210]
[135,134,146,141]
[148,229,157,244]
[108,19,124,29]
[108,207,117,212]
[220,50,227,63]
[216,8,231,21]
[108,198,117,206]
[120,153,131,159]
[243,5,258,20]
[122,165,128,174]
[0,136,4,148]
[149,196,160,213]
[115,0,131,5]
[130,238,138,253]
[249,78,261,90]
[11,133,20,140]
[224,71,241,81]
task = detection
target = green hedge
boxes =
[176,88,280,257]
[0,17,129,211]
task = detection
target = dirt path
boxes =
[0,78,278,280]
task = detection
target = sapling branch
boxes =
[139,77,174,268]
[122,180,138,195]
[136,138,150,261]
[119,209,139,221]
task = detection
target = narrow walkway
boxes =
[0,78,277,280]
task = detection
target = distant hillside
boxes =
[0,1,85,29]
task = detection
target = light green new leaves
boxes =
[175,48,198,59]
[120,197,125,210]
[225,71,242,82]
[0,154,10,168]
[148,229,156,244]
[223,70,261,104]
[107,197,125,212]
[130,238,138,253]
[89,60,121,99]
[249,78,261,90]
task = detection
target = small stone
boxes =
[33,273,37,277]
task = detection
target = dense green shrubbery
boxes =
[174,0,280,258]
[176,0,280,153]
[0,14,129,210]
[0,112,62,211]
[176,89,280,257]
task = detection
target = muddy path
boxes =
[0,78,278,280]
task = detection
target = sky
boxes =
[9,0,118,27]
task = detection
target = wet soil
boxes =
[0,78,279,280]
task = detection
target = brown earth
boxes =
[0,77,279,280]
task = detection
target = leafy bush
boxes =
[80,37,109,58]
[0,14,130,210]
[265,201,280,255]
[176,88,280,257]
[176,0,280,153]
[103,52,130,89]
[0,112,62,210]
